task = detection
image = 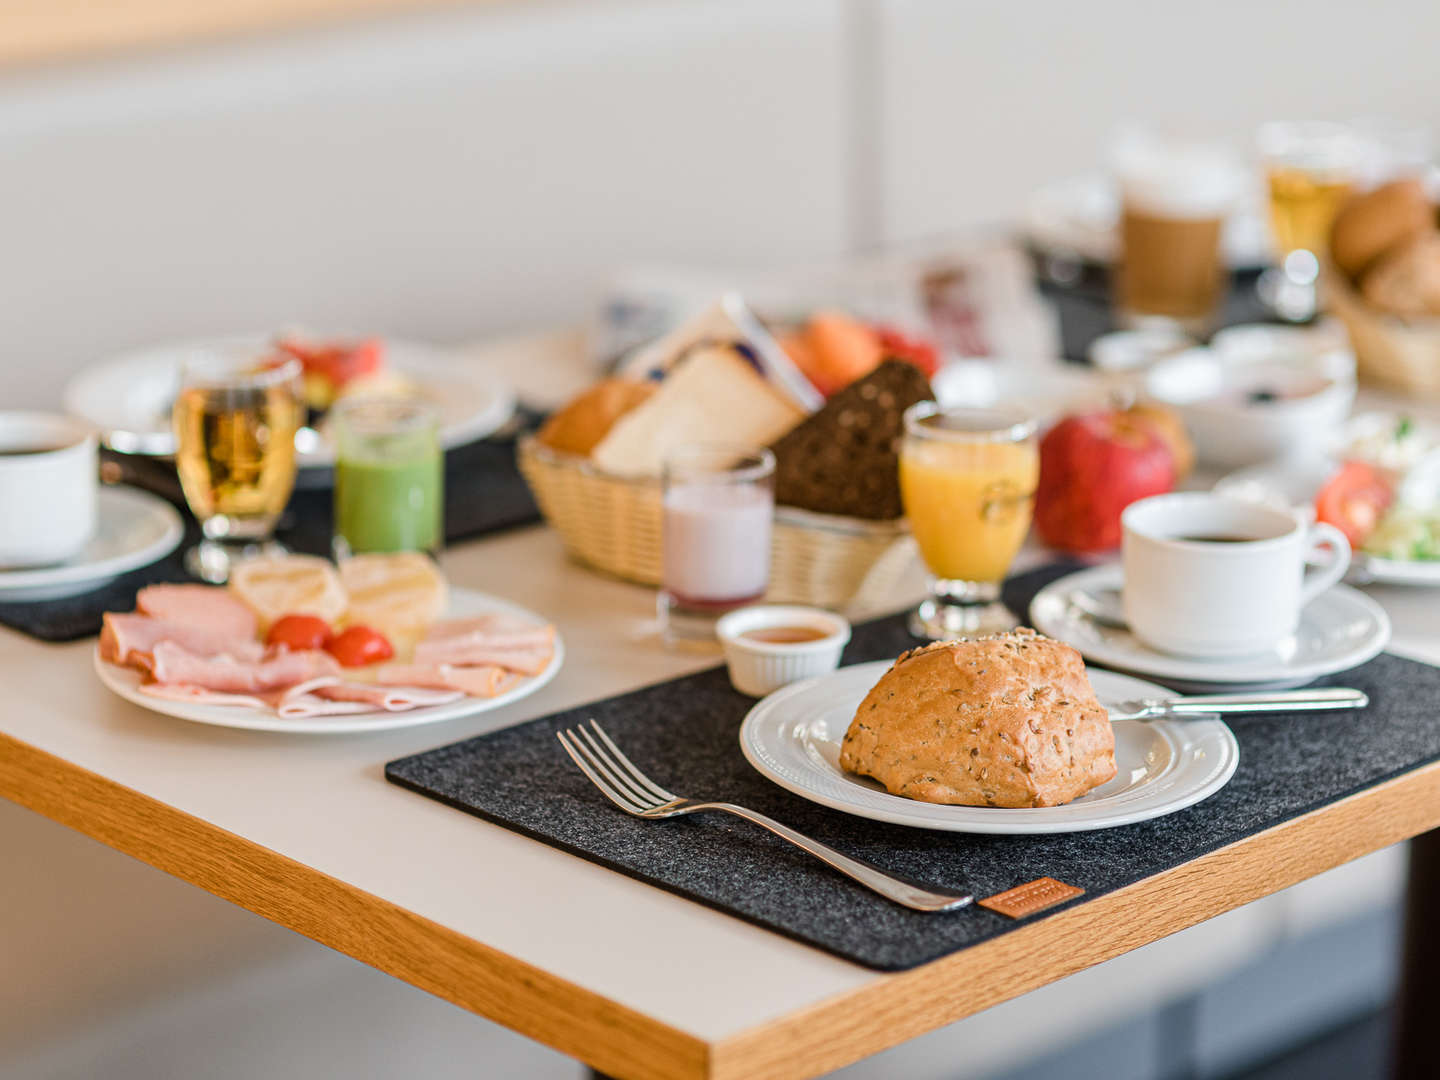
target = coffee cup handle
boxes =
[1300,521,1352,607]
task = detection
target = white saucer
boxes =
[1030,564,1391,692]
[740,661,1238,834]
[0,487,183,602]
[95,586,563,734]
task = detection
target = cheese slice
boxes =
[229,555,348,629]
[591,345,805,477]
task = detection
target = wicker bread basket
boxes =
[1327,270,1440,397]
[517,436,915,612]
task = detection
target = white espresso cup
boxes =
[0,411,98,568]
[1121,492,1350,658]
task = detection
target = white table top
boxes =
[5,331,1440,1076]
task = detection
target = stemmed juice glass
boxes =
[173,350,302,582]
[899,403,1039,639]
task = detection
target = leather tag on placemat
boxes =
[980,877,1084,919]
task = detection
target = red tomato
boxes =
[1315,462,1393,547]
[276,338,384,388]
[326,625,394,668]
[265,614,333,652]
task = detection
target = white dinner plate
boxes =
[0,487,183,602]
[739,661,1238,834]
[1024,173,1270,269]
[1030,563,1391,692]
[94,586,563,734]
[1215,461,1440,588]
[63,335,516,469]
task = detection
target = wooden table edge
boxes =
[712,758,1440,1079]
[6,726,1437,1080]
[0,731,707,1080]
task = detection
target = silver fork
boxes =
[556,719,972,913]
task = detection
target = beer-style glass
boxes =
[173,350,302,582]
[1257,121,1362,321]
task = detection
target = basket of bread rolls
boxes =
[1326,177,1440,396]
[519,299,936,611]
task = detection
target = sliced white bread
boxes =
[592,344,805,477]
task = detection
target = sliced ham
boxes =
[136,675,454,719]
[148,642,340,694]
[423,614,554,643]
[376,662,520,698]
[137,683,268,709]
[137,584,257,641]
[410,638,553,674]
[415,615,555,671]
[309,682,464,711]
[100,612,265,672]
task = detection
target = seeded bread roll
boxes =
[839,630,1116,808]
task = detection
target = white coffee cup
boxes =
[0,411,98,568]
[1121,492,1350,658]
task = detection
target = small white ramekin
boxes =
[715,605,851,698]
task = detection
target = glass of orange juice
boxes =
[899,403,1039,639]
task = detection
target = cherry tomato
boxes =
[1315,462,1393,547]
[326,625,394,668]
[265,614,333,652]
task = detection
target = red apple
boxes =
[1035,410,1175,553]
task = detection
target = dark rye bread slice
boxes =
[769,360,933,520]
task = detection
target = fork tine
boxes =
[556,730,649,814]
[570,728,665,812]
[569,727,663,809]
[586,719,678,803]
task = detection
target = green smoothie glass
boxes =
[332,398,443,557]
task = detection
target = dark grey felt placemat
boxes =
[387,576,1440,973]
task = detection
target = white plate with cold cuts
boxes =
[95,586,563,734]
[739,661,1238,834]
[0,487,183,602]
[1030,563,1391,692]
[63,335,515,469]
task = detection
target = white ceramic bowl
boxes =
[715,605,851,698]
[1144,346,1356,469]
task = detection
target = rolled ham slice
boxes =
[413,614,555,673]
[423,614,554,643]
[307,682,463,712]
[376,662,520,698]
[136,584,258,641]
[137,675,457,719]
[410,639,553,675]
[137,683,268,709]
[149,642,340,695]
[100,612,265,672]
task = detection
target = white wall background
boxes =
[2,1,1436,1076]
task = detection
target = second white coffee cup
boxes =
[1121,492,1350,658]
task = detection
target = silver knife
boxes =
[1107,687,1369,722]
